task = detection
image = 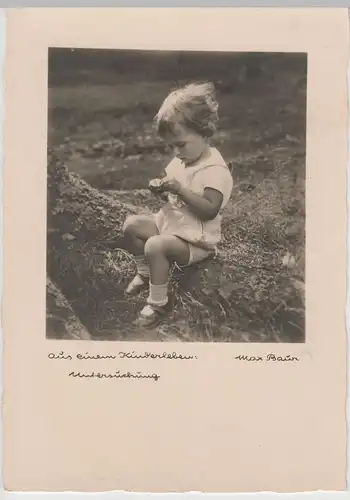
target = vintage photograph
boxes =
[47,48,306,343]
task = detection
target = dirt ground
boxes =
[47,49,306,342]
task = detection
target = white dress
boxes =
[154,147,233,251]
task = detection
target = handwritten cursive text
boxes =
[68,370,160,381]
[118,351,197,360]
[48,351,72,360]
[235,354,299,362]
[76,353,117,360]
[48,351,197,361]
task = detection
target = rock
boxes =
[46,277,91,340]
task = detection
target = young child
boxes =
[122,82,233,328]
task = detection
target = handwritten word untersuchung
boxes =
[235,354,299,362]
[68,370,160,381]
[48,351,197,361]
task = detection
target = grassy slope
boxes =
[48,52,306,342]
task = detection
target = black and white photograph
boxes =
[47,48,306,343]
[7,8,349,494]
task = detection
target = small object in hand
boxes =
[149,178,162,192]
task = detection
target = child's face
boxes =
[163,123,208,166]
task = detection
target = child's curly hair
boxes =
[155,82,219,138]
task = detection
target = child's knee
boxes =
[144,235,165,257]
[122,215,142,236]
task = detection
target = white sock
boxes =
[147,283,168,307]
[135,255,150,278]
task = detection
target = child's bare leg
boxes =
[122,215,159,295]
[144,235,189,307]
[122,215,159,255]
[145,235,189,285]
[134,235,190,326]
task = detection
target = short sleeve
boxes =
[165,157,181,177]
[199,165,233,206]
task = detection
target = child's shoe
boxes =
[125,274,149,297]
[133,298,173,328]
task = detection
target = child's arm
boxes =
[179,186,223,221]
[159,177,223,221]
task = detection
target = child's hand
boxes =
[157,191,169,202]
[159,177,182,194]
